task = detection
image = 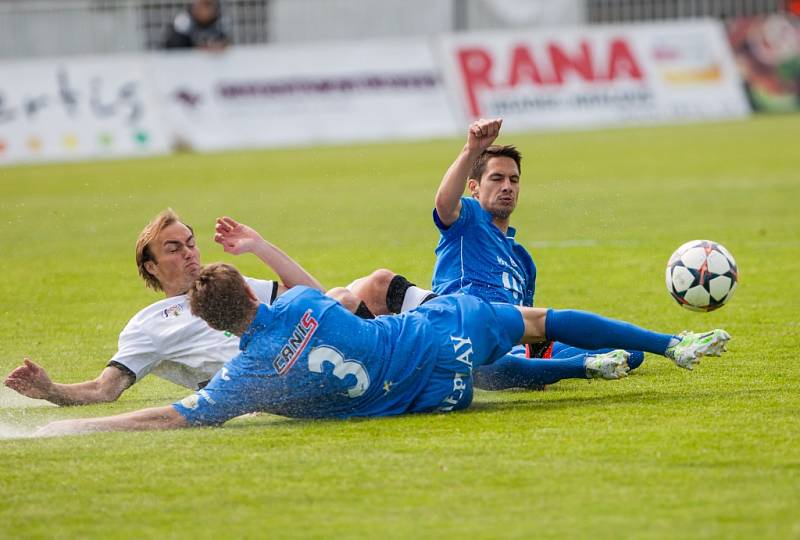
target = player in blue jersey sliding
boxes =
[351,118,651,390]
[36,262,730,436]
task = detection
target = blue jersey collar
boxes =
[239,303,272,350]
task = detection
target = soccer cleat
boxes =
[664,329,731,370]
[584,350,631,380]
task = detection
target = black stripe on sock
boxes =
[386,275,414,314]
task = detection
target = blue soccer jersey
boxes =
[432,197,536,306]
[173,287,524,426]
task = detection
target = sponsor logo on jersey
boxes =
[450,335,474,369]
[162,303,184,319]
[439,372,470,412]
[273,310,318,375]
[439,335,474,411]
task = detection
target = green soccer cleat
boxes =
[584,350,631,380]
[664,329,731,370]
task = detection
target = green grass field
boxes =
[1,115,798,539]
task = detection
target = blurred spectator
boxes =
[163,0,230,50]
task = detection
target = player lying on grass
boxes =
[3,209,324,405]
[349,117,645,390]
[36,263,730,436]
[3,207,722,409]
[4,210,653,408]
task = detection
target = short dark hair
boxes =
[469,145,522,182]
[188,263,255,333]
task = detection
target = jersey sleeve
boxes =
[172,361,259,426]
[107,319,160,383]
[245,277,278,306]
[433,196,476,235]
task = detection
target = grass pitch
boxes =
[0,115,798,539]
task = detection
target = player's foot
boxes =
[664,329,731,370]
[584,350,631,380]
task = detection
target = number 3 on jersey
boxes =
[307,346,370,398]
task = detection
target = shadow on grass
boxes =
[213,390,682,433]
[467,391,670,413]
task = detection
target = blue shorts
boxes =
[406,295,525,413]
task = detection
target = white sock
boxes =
[401,286,434,312]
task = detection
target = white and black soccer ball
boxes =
[666,240,738,312]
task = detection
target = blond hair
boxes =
[135,209,191,291]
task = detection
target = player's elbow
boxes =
[93,380,126,404]
[434,194,459,227]
[327,287,361,313]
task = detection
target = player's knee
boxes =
[520,307,547,343]
[350,269,393,298]
[351,268,398,315]
[366,268,395,292]
[326,287,361,313]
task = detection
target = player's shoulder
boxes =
[121,295,191,334]
[461,196,491,227]
[271,287,342,321]
[274,285,324,305]
[242,276,277,304]
[436,196,480,233]
[461,196,481,210]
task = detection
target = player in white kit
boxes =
[3,210,323,405]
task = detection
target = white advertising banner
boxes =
[0,21,752,167]
[0,55,169,165]
[150,40,458,151]
[437,19,751,131]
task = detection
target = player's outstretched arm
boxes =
[214,216,324,293]
[3,359,133,406]
[36,405,188,437]
[435,118,503,227]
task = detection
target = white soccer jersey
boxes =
[108,277,277,390]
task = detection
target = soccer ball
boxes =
[666,240,738,312]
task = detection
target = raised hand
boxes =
[466,118,503,153]
[4,358,53,400]
[214,216,265,256]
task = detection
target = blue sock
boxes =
[545,309,674,356]
[551,344,645,371]
[474,353,588,390]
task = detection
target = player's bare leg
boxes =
[347,269,395,315]
[327,287,375,319]
[348,270,436,316]
[516,307,548,343]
